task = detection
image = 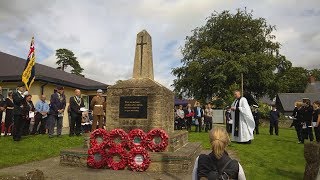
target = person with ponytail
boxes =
[192,127,246,180]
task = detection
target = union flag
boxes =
[21,37,36,91]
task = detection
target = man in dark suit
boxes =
[194,101,204,132]
[270,105,280,136]
[48,86,66,138]
[12,83,27,141]
[69,89,85,136]
[252,105,260,135]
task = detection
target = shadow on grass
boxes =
[275,168,304,180]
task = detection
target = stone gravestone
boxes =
[106,30,174,134]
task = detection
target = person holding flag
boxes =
[22,37,36,91]
[12,37,35,141]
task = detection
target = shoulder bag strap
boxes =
[219,159,233,176]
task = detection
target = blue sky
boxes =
[0,0,319,88]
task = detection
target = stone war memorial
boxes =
[60,30,202,173]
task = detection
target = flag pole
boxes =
[241,73,244,96]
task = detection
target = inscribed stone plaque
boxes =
[119,96,147,118]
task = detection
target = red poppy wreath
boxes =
[146,128,169,152]
[107,129,129,148]
[90,128,109,148]
[127,129,147,149]
[87,146,107,169]
[127,146,151,172]
[106,145,128,170]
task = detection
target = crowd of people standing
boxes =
[0,84,106,141]
[174,101,214,132]
[291,98,320,144]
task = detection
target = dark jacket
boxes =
[225,110,232,122]
[13,91,25,115]
[69,96,85,115]
[49,92,66,115]
[0,94,5,117]
[253,111,260,125]
[22,99,35,119]
[194,107,204,118]
[270,110,280,122]
[291,107,300,127]
[184,108,194,119]
[302,105,313,126]
[197,152,239,179]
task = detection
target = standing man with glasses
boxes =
[69,89,85,136]
[32,95,49,135]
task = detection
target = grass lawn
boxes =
[189,126,305,180]
[0,135,83,169]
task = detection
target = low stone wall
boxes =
[60,148,88,167]
[60,142,202,173]
[148,142,202,173]
[167,131,188,152]
[259,119,293,129]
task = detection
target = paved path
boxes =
[0,150,238,180]
[0,156,191,180]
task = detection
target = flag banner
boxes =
[22,37,36,91]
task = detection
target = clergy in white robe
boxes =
[231,90,255,143]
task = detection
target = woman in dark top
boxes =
[22,94,35,136]
[301,99,314,143]
[313,101,320,142]
[4,91,14,136]
[192,127,245,180]
[292,102,304,143]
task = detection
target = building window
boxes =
[82,95,89,109]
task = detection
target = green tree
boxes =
[309,69,320,81]
[55,48,84,77]
[277,67,309,93]
[172,9,291,103]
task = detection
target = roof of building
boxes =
[276,93,320,112]
[259,95,276,105]
[0,51,108,90]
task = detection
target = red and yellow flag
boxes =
[22,37,36,91]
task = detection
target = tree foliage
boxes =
[55,48,84,77]
[309,69,320,81]
[268,67,309,97]
[172,9,292,104]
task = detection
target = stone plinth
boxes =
[60,142,201,173]
[106,78,174,134]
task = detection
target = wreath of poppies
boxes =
[107,129,129,148]
[128,146,151,172]
[90,128,109,148]
[147,128,169,152]
[127,129,147,149]
[87,128,169,171]
[106,145,128,170]
[87,146,107,169]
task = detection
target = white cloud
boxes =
[0,0,319,89]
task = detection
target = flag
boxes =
[22,37,36,91]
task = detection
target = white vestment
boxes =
[231,97,255,142]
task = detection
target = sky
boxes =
[0,0,319,89]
